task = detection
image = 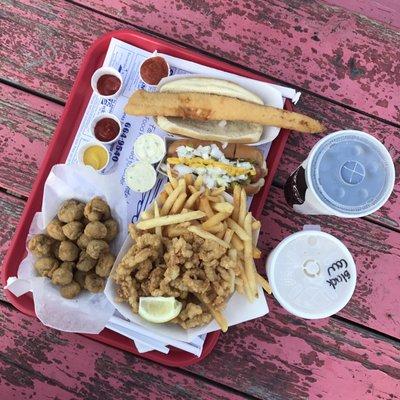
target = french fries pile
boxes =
[135,168,271,332]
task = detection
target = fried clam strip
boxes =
[125,90,325,133]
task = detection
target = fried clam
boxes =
[60,281,81,299]
[46,218,66,241]
[62,221,84,241]
[57,199,85,223]
[84,221,107,239]
[58,241,79,262]
[84,197,111,222]
[34,257,59,278]
[28,234,53,257]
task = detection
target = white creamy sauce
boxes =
[134,133,166,164]
[125,162,157,192]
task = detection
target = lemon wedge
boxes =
[139,297,182,323]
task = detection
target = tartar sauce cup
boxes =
[133,133,166,164]
[78,142,110,172]
[125,161,157,193]
[89,113,122,145]
[91,66,123,99]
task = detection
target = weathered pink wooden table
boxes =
[0,0,399,399]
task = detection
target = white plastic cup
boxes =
[139,52,170,87]
[77,142,110,172]
[125,162,157,193]
[89,113,122,145]
[266,227,356,319]
[133,133,166,164]
[284,130,395,218]
[91,66,123,99]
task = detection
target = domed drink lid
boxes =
[308,130,395,217]
[266,226,356,319]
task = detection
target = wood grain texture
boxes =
[186,298,400,400]
[1,0,399,123]
[0,304,246,400]
[73,0,400,123]
[0,293,399,400]
[323,0,400,29]
[0,83,63,197]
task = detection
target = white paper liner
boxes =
[105,195,269,343]
[5,164,128,334]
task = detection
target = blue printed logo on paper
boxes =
[340,161,365,185]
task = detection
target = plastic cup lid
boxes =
[266,229,356,319]
[308,130,395,217]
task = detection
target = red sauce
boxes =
[94,118,120,142]
[96,74,121,96]
[140,56,169,85]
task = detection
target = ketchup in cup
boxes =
[90,114,121,144]
[140,56,169,86]
[97,74,121,96]
[91,66,123,98]
[94,118,120,142]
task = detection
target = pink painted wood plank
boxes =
[186,299,400,399]
[1,292,399,399]
[323,0,400,29]
[1,0,399,123]
[0,307,245,400]
[0,83,63,197]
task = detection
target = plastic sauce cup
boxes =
[125,162,157,193]
[133,134,166,164]
[78,142,110,172]
[90,113,122,145]
[91,66,123,99]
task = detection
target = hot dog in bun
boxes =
[166,139,268,194]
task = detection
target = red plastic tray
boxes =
[1,29,291,367]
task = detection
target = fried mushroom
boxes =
[95,252,115,277]
[84,221,107,240]
[52,266,73,285]
[86,240,109,259]
[76,250,97,272]
[60,281,81,299]
[57,199,85,223]
[58,241,79,262]
[84,197,111,222]
[34,257,59,278]
[85,273,105,293]
[76,233,91,249]
[62,221,84,241]
[28,234,53,257]
[46,218,66,241]
[104,219,118,242]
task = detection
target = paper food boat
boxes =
[105,194,269,343]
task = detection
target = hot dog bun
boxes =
[156,77,264,143]
[167,139,268,194]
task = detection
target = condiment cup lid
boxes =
[139,51,170,87]
[77,142,110,172]
[266,227,356,319]
[91,66,123,99]
[89,113,122,145]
